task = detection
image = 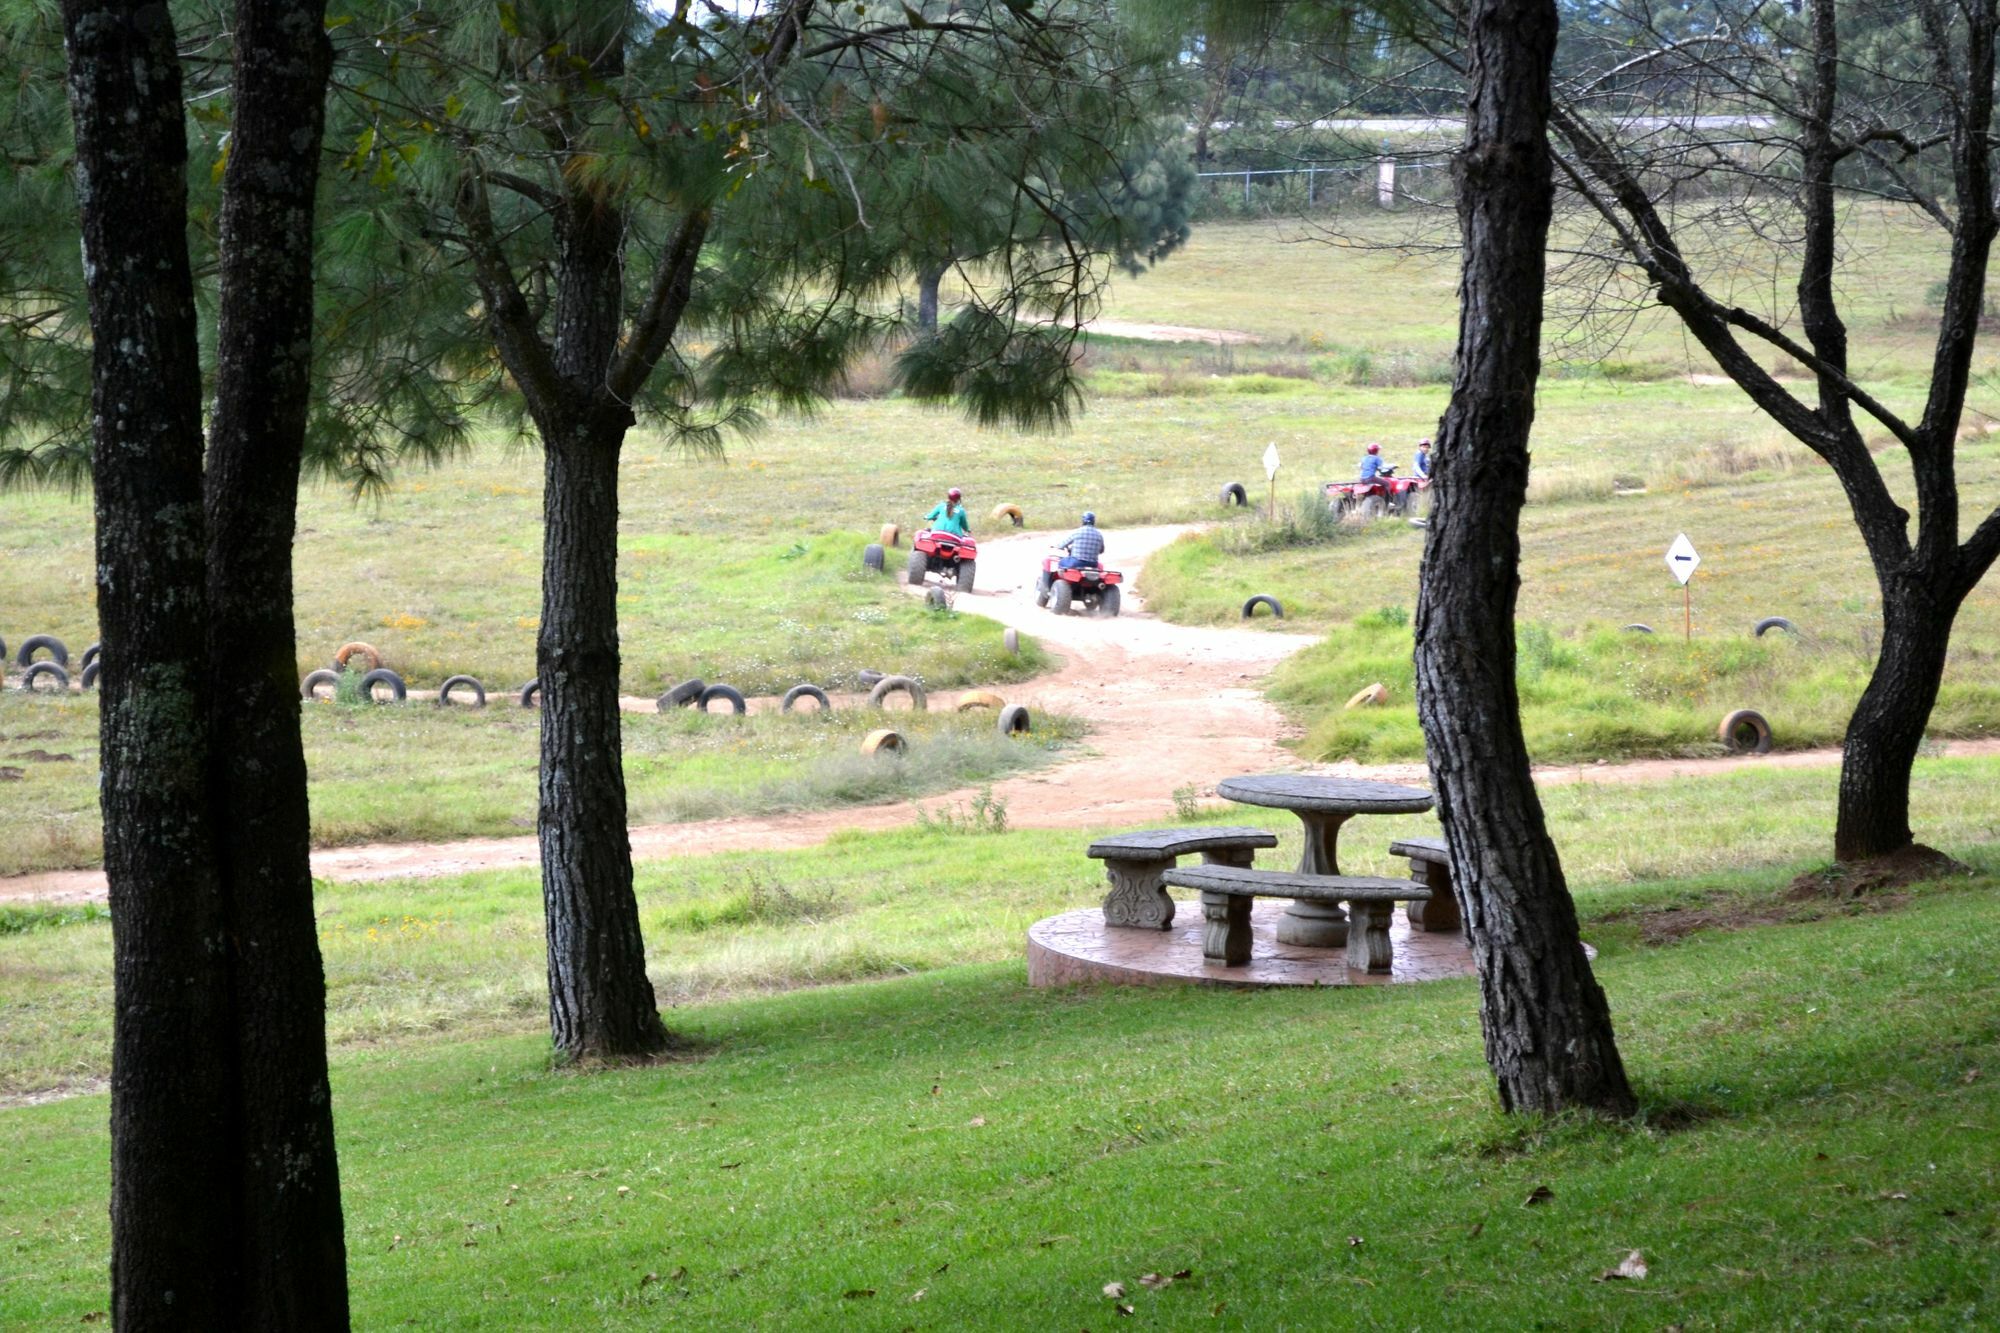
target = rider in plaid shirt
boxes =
[1058,512,1104,568]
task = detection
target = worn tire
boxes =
[1097,585,1122,618]
[861,728,904,756]
[698,683,748,715]
[1220,482,1247,506]
[519,679,542,709]
[300,668,340,700]
[1623,623,1654,634]
[956,690,1005,712]
[996,703,1032,736]
[1034,570,1052,608]
[1050,581,1074,615]
[1719,708,1773,754]
[16,634,68,668]
[880,523,901,548]
[437,674,486,707]
[862,543,886,573]
[1242,594,1284,620]
[869,674,928,711]
[80,661,101,691]
[1357,495,1386,521]
[990,503,1024,527]
[21,661,69,693]
[857,669,885,689]
[1753,616,1798,638]
[1003,627,1020,654]
[955,559,976,593]
[333,641,382,672]
[659,677,705,710]
[906,548,929,586]
[782,683,831,713]
[80,642,102,672]
[925,587,949,610]
[361,668,407,703]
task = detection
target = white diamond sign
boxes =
[1665,532,1701,586]
[1262,442,1281,480]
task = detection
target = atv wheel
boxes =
[1050,581,1074,615]
[1358,495,1386,520]
[906,549,928,586]
[1097,585,1122,618]
[955,559,976,593]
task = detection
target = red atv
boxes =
[907,529,977,592]
[1324,466,1411,521]
[1384,472,1431,518]
[1036,554,1123,617]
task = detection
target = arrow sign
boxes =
[1262,442,1281,481]
[1665,532,1700,586]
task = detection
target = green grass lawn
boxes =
[4,860,1995,1325]
[0,690,1081,878]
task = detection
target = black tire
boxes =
[925,587,949,610]
[996,703,1032,736]
[1097,584,1122,618]
[80,642,102,672]
[699,683,748,715]
[955,559,976,593]
[1221,482,1247,506]
[1357,495,1386,521]
[1050,581,1074,615]
[869,674,928,711]
[1242,594,1284,620]
[22,661,69,693]
[1623,623,1654,634]
[659,677,705,710]
[862,543,885,573]
[80,661,101,691]
[857,669,885,689]
[361,668,407,703]
[1332,495,1356,521]
[300,668,340,700]
[1035,569,1052,608]
[782,683,831,713]
[906,549,929,586]
[1003,627,1020,654]
[519,679,542,709]
[1719,708,1773,754]
[16,634,68,668]
[437,674,487,707]
[1754,616,1798,638]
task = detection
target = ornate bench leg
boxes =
[1346,899,1396,974]
[1101,855,1177,929]
[1201,891,1253,966]
[1201,846,1257,869]
[1405,860,1464,934]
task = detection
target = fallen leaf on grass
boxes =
[1876,1190,1909,1202]
[842,1288,875,1299]
[1347,1236,1364,1248]
[1467,1222,1484,1239]
[669,1266,687,1282]
[1116,1303,1135,1316]
[1523,1185,1554,1207]
[908,1289,926,1303]
[1595,1250,1648,1282]
[1102,1281,1126,1299]
[639,1272,659,1288]
[616,1185,630,1196]
[1963,1067,1982,1084]
[968,1116,986,1128]
[1138,1273,1171,1290]
[719,1162,742,1170]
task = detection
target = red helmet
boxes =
[1366,443,1381,455]
[1417,438,1431,448]
[947,487,962,500]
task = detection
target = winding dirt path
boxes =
[7,524,1995,906]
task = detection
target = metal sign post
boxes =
[1262,442,1281,522]
[1664,532,1701,642]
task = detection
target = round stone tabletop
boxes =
[1217,774,1435,815]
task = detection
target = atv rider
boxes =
[1057,511,1105,570]
[924,487,970,538]
[1357,442,1388,483]
[1413,439,1432,480]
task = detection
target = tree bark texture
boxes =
[204,0,349,1320]
[61,0,234,1322]
[1835,580,1961,860]
[916,262,944,332]
[1412,0,1637,1117]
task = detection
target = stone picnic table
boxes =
[1214,774,1435,949]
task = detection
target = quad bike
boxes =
[1324,466,1402,520]
[1384,472,1431,518]
[907,529,977,592]
[1036,553,1123,616]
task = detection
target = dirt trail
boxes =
[8,525,1997,906]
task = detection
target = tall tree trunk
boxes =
[537,412,668,1059]
[916,262,944,332]
[1835,576,1960,860]
[203,0,349,1321]
[61,0,234,1321]
[1412,0,1636,1116]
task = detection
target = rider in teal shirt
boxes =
[925,487,970,537]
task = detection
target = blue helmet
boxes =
[1081,511,1096,525]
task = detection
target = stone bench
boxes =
[1161,864,1427,974]
[1387,837,1463,934]
[1086,827,1280,930]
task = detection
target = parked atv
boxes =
[1036,554,1123,617]
[907,529,977,592]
